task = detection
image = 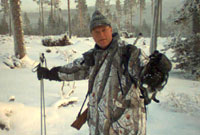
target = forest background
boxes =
[0,0,185,37]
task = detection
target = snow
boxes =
[0,34,200,135]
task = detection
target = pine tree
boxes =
[47,12,56,34]
[0,15,9,34]
[165,0,200,80]
[141,19,150,37]
[46,0,67,35]
[37,17,43,35]
[95,0,106,14]
[1,0,10,34]
[139,0,146,28]
[56,9,67,34]
[23,12,32,35]
[73,0,90,37]
[9,0,26,59]
[104,0,112,21]
[1,0,9,17]
[115,0,122,30]
[123,0,137,32]
[33,0,45,36]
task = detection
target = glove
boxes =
[37,64,49,80]
[149,50,172,74]
[36,64,61,81]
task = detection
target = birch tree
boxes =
[9,0,26,59]
[150,0,160,54]
[159,0,162,36]
[67,0,71,38]
[151,0,153,15]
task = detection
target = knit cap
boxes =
[90,10,111,32]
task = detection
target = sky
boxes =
[21,0,185,13]
[21,0,116,12]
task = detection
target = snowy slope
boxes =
[0,34,200,135]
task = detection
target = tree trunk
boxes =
[68,0,72,38]
[130,8,133,32]
[151,0,154,16]
[150,0,159,54]
[9,0,26,59]
[192,0,200,34]
[41,0,45,36]
[140,2,143,29]
[78,0,83,29]
[8,6,12,37]
[51,0,53,18]
[159,0,162,36]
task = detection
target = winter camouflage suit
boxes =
[57,33,148,135]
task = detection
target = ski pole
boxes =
[39,53,47,135]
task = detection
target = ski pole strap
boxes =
[40,53,47,68]
[32,53,47,72]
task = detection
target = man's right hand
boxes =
[36,64,61,81]
[37,64,50,80]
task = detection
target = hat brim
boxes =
[90,22,111,32]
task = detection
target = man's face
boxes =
[91,25,113,49]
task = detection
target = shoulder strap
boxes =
[121,45,139,87]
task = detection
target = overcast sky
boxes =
[21,0,184,12]
[21,0,116,12]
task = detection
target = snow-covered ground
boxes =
[0,34,200,135]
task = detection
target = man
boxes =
[37,10,171,135]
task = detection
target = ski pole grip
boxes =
[39,53,45,66]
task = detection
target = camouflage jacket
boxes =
[57,33,149,135]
